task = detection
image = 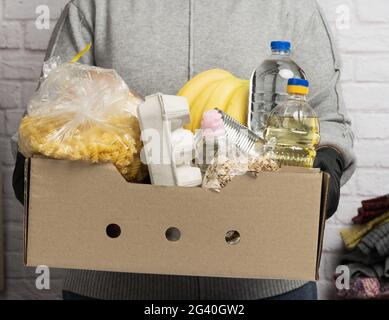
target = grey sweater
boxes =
[42,0,355,300]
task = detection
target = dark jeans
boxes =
[265,282,317,300]
[63,282,317,301]
[63,291,99,300]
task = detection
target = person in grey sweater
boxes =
[13,0,356,300]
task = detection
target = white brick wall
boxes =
[318,0,389,299]
[0,0,68,300]
[0,0,388,300]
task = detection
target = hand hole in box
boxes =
[225,230,240,245]
[165,227,181,242]
[106,224,121,239]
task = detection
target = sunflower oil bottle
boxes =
[264,78,320,168]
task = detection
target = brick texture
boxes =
[0,22,23,49]
[0,0,69,300]
[0,0,388,300]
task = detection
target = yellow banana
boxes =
[192,77,244,131]
[177,69,233,107]
[225,82,249,125]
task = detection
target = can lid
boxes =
[287,78,310,95]
[271,41,291,52]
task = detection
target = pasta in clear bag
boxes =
[19,57,148,182]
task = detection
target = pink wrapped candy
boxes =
[201,109,225,139]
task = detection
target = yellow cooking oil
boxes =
[265,115,320,167]
[264,78,320,168]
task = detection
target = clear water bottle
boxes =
[264,78,320,168]
[248,41,306,138]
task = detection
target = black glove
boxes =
[313,147,345,219]
[13,151,26,205]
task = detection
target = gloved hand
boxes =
[13,151,26,205]
[313,147,345,219]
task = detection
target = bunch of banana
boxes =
[177,69,249,132]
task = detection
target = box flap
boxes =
[279,166,321,174]
[315,172,330,280]
[23,158,31,267]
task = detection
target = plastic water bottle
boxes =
[248,41,306,138]
[264,79,320,168]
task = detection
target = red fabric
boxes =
[353,208,389,224]
[352,195,389,225]
[362,195,389,211]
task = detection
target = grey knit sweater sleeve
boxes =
[292,3,356,185]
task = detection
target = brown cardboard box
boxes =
[24,157,329,281]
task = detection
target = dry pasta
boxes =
[18,60,148,182]
[19,112,147,182]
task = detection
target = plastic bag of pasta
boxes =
[19,57,148,182]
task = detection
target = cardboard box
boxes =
[24,157,329,281]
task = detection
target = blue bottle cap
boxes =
[288,78,309,88]
[271,41,291,52]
